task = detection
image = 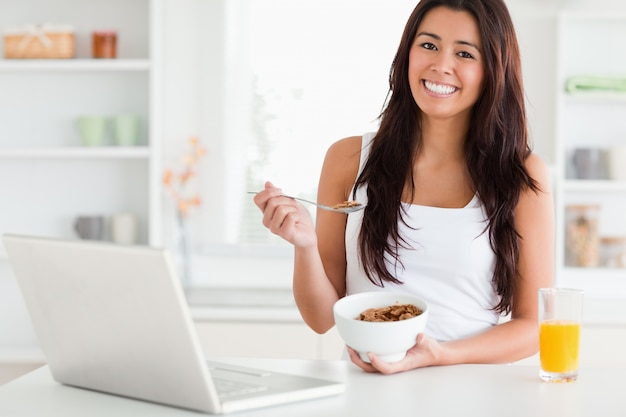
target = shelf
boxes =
[554,9,626,301]
[0,0,161,357]
[558,267,626,298]
[0,147,150,159]
[563,91,626,104]
[563,180,626,192]
[0,59,150,72]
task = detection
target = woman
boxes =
[253,0,553,374]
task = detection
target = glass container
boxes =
[600,236,626,268]
[92,30,117,58]
[565,204,601,267]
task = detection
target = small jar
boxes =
[92,30,117,59]
[600,237,626,268]
[565,204,601,267]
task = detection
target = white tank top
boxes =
[345,132,500,342]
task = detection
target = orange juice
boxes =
[539,320,580,373]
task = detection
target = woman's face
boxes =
[408,6,485,123]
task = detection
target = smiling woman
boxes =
[164,0,418,250]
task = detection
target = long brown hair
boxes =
[353,0,538,314]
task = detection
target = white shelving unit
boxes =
[0,0,163,251]
[0,58,151,71]
[0,147,151,159]
[554,9,626,297]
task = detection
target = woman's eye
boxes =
[458,51,475,59]
[420,42,437,51]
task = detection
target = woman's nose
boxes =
[431,53,453,74]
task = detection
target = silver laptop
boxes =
[2,233,344,414]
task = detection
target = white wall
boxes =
[508,1,559,166]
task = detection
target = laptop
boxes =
[2,233,344,414]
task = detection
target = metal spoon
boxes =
[247,191,365,214]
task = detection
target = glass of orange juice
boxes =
[538,288,584,382]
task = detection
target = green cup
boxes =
[112,115,140,146]
[77,116,107,146]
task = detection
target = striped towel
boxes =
[565,76,626,93]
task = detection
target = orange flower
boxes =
[163,137,206,218]
[189,196,201,206]
[179,170,194,184]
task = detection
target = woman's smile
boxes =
[423,80,458,96]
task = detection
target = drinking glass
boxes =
[538,288,584,382]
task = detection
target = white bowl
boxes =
[333,291,429,363]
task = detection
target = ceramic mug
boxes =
[572,148,606,180]
[77,116,107,146]
[110,212,138,244]
[112,115,140,146]
[608,144,626,181]
[74,215,105,240]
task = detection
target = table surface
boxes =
[1,357,625,417]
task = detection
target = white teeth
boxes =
[424,80,456,95]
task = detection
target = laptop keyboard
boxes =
[213,377,270,399]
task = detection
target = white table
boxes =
[0,358,624,417]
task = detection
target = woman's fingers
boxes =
[265,202,299,235]
[346,347,378,373]
[252,181,316,247]
[252,183,283,211]
[346,334,433,375]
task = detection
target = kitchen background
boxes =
[1,0,626,381]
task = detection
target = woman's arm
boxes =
[350,153,555,373]
[293,135,362,332]
[254,136,362,333]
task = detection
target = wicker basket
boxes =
[4,24,75,59]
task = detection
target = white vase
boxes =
[173,211,191,287]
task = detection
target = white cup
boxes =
[608,145,626,181]
[110,213,138,244]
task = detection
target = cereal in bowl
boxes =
[357,303,422,322]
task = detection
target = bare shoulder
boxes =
[524,153,552,194]
[324,135,363,161]
[517,153,554,214]
[320,136,363,196]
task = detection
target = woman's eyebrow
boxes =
[416,31,441,41]
[457,40,481,52]
[416,31,481,52]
